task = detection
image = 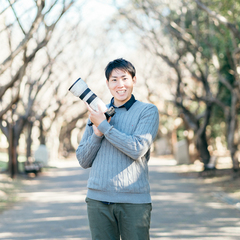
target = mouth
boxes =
[116,90,126,95]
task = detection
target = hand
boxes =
[92,124,104,137]
[85,103,106,127]
[85,103,111,137]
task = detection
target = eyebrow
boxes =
[110,74,127,79]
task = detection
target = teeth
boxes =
[117,91,125,94]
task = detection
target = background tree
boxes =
[113,0,240,170]
[193,0,240,169]
[0,0,88,177]
[0,0,121,178]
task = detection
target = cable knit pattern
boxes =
[76,100,159,203]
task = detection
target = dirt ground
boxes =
[1,155,240,214]
[173,157,240,202]
[1,156,240,240]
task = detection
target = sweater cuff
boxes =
[98,120,112,134]
[92,132,104,143]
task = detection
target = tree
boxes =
[115,0,213,167]
[114,0,240,170]
[193,0,240,170]
[0,0,80,178]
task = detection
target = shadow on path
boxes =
[149,157,240,240]
[0,162,91,240]
[0,157,239,240]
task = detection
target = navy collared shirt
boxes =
[109,94,136,111]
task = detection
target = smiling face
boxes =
[106,68,137,107]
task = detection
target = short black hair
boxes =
[105,58,136,81]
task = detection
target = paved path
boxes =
[0,157,239,240]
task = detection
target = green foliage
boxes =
[177,127,186,141]
[166,0,240,146]
[209,105,225,137]
[124,0,240,153]
[206,0,240,22]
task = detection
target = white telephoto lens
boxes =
[69,78,107,112]
[69,78,88,97]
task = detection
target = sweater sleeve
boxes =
[97,104,159,160]
[76,122,103,169]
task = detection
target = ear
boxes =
[106,79,109,88]
[133,76,137,85]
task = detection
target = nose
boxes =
[117,79,124,87]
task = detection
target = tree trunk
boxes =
[227,91,239,170]
[26,121,33,164]
[8,124,18,178]
[39,119,46,145]
[196,104,212,168]
[59,120,77,157]
[196,130,211,168]
[179,103,211,167]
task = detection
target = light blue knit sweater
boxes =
[76,100,159,204]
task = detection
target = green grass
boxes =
[0,151,26,172]
[0,152,8,171]
[0,161,7,171]
[0,173,22,214]
[0,152,26,213]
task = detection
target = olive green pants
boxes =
[86,198,152,240]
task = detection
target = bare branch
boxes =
[169,21,198,48]
[0,0,20,15]
[0,0,74,98]
[0,92,19,119]
[0,5,36,34]
[175,100,198,131]
[0,0,45,75]
[7,0,26,35]
[0,49,28,99]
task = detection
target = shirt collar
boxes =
[109,94,136,111]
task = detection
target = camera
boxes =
[69,78,115,125]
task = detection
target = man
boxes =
[76,58,159,240]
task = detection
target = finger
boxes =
[84,102,93,112]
